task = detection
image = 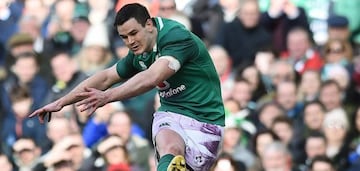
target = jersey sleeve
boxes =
[159,27,198,66]
[116,52,139,79]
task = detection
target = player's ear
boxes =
[145,19,154,31]
[145,18,153,25]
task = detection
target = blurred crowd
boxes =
[0,0,360,171]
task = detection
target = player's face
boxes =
[117,18,155,55]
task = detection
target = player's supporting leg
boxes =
[155,129,186,171]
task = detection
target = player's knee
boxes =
[159,143,184,157]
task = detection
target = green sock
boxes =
[157,154,175,171]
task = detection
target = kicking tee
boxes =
[116,17,225,126]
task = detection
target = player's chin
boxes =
[132,47,145,55]
[132,50,143,55]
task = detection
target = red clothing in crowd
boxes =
[107,163,131,171]
[280,50,324,74]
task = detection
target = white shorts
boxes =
[152,111,224,171]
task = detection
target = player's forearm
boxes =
[104,58,174,104]
[104,71,156,103]
[57,70,118,107]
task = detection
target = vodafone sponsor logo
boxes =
[159,84,186,98]
[156,81,170,90]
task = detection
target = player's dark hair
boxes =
[114,3,151,27]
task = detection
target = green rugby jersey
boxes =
[116,17,225,126]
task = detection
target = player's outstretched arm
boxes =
[75,58,177,113]
[29,65,121,123]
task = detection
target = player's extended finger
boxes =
[75,99,87,107]
[76,96,95,107]
[79,102,91,112]
[28,109,44,118]
[79,100,97,112]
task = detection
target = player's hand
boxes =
[28,101,62,123]
[75,87,108,115]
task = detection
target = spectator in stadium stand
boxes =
[0,0,22,65]
[230,78,256,118]
[11,137,43,171]
[41,115,74,154]
[274,81,304,121]
[297,70,321,103]
[82,101,146,148]
[322,38,353,72]
[2,52,49,110]
[18,15,46,55]
[191,0,242,45]
[322,108,351,170]
[42,51,88,105]
[83,109,151,171]
[349,106,360,152]
[74,23,117,76]
[256,101,286,131]
[257,59,296,103]
[260,0,311,53]
[80,134,132,171]
[327,15,353,49]
[280,27,324,75]
[297,132,327,171]
[220,116,256,170]
[87,0,115,27]
[157,0,204,40]
[248,129,280,171]
[308,155,336,171]
[302,100,326,134]
[1,86,47,158]
[208,45,235,101]
[270,116,305,167]
[321,64,356,111]
[209,152,246,171]
[236,64,267,102]
[41,135,86,171]
[216,0,271,68]
[253,47,277,93]
[5,33,36,67]
[318,80,347,113]
[69,15,91,56]
[0,153,13,171]
[260,141,297,171]
[42,0,76,38]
